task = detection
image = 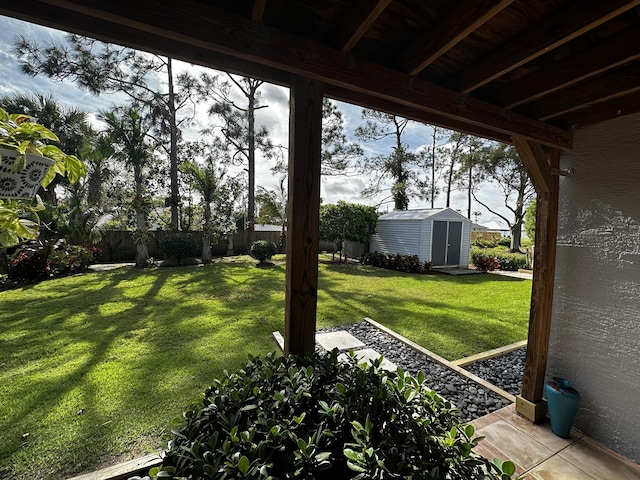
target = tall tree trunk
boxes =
[134,167,149,268]
[202,202,212,264]
[431,128,437,208]
[467,163,472,219]
[510,181,526,252]
[247,84,256,231]
[445,162,454,208]
[167,57,180,231]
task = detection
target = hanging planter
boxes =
[0,147,55,199]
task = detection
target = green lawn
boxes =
[0,255,531,479]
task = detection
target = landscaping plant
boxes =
[160,232,199,266]
[152,350,515,480]
[362,251,432,273]
[250,239,278,264]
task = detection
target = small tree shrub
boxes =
[250,240,277,264]
[160,232,199,265]
[153,351,514,480]
[362,251,432,273]
[7,247,51,283]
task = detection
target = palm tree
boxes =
[181,143,239,263]
[0,92,95,204]
[59,183,112,245]
[100,107,153,267]
[83,133,116,209]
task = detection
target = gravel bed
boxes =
[317,322,513,423]
[464,347,526,396]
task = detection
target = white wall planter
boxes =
[0,147,54,199]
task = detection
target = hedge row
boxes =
[362,251,432,273]
[469,247,529,271]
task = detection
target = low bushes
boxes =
[250,240,278,264]
[470,247,529,271]
[6,243,94,284]
[362,251,432,273]
[151,351,514,480]
[160,232,199,266]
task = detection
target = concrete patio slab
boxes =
[316,331,365,351]
[338,348,397,371]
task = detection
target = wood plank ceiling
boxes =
[2,0,640,150]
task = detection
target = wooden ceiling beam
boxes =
[522,63,640,120]
[552,90,640,129]
[452,0,640,94]
[250,0,266,22]
[496,27,640,108]
[399,0,514,76]
[336,0,392,52]
[512,136,551,195]
[0,1,291,86]
[18,0,570,149]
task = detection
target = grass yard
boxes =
[0,255,531,479]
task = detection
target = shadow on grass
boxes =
[0,261,286,479]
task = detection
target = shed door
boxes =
[432,221,463,266]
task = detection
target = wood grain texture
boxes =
[553,90,640,130]
[521,149,559,402]
[523,63,640,120]
[336,0,392,52]
[452,0,640,93]
[250,0,266,22]
[496,27,640,109]
[400,0,514,75]
[284,77,323,356]
[512,136,551,194]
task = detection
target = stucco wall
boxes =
[550,112,640,462]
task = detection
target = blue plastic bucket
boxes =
[545,377,580,438]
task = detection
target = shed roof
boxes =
[378,208,470,222]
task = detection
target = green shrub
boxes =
[473,253,500,272]
[495,252,528,271]
[362,251,431,273]
[153,351,514,480]
[7,248,50,283]
[497,236,512,247]
[49,245,94,276]
[160,232,199,263]
[471,238,498,249]
[470,247,529,271]
[250,240,278,263]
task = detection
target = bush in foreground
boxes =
[150,351,514,480]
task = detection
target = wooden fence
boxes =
[97,230,282,262]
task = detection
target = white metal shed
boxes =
[370,208,472,267]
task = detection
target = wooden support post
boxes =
[284,76,323,356]
[513,138,560,422]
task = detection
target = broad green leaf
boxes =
[238,455,249,475]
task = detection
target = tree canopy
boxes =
[319,201,378,261]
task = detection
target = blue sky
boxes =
[0,15,510,230]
